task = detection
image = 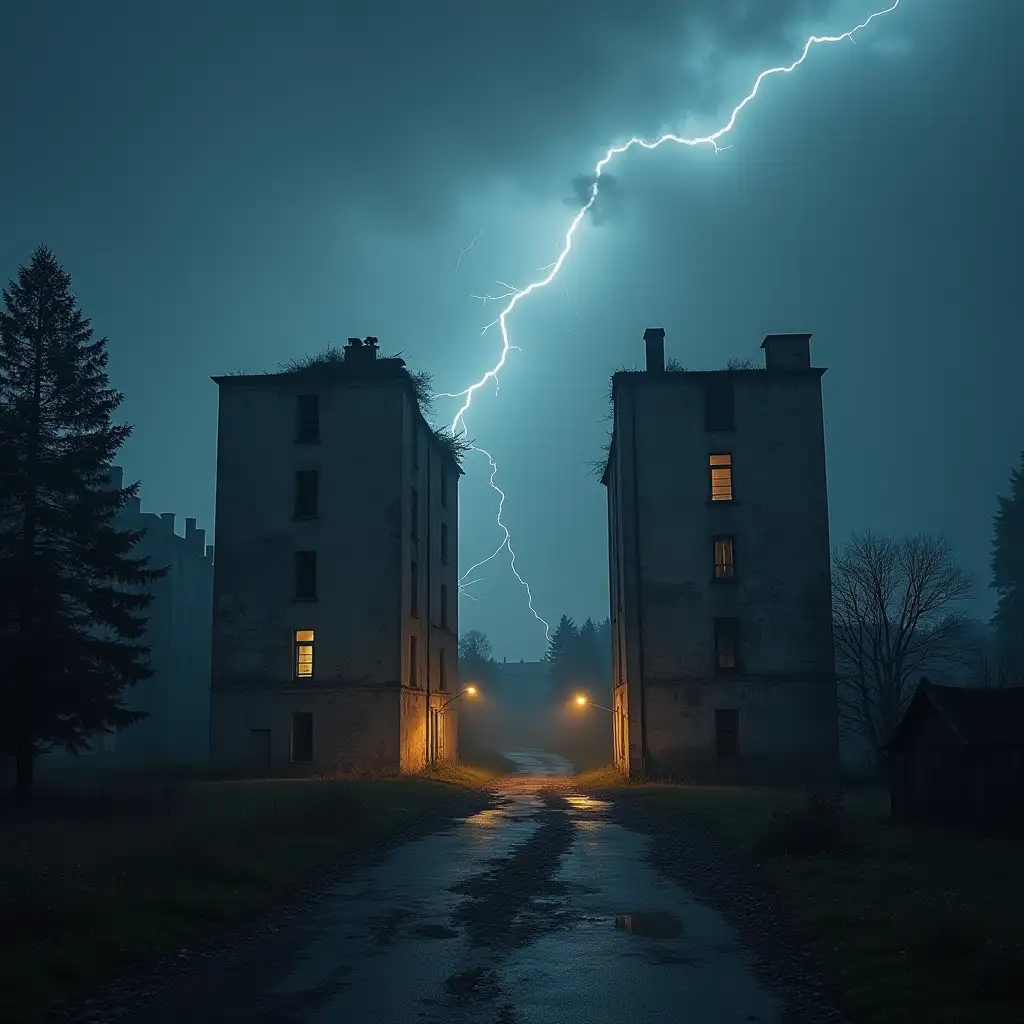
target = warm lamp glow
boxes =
[466,686,477,696]
[575,695,587,706]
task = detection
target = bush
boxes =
[754,787,854,858]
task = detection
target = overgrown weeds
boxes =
[754,788,856,858]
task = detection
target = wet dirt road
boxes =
[119,751,780,1024]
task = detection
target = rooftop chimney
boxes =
[105,465,124,491]
[761,333,812,371]
[160,512,175,534]
[643,327,666,373]
[343,336,379,366]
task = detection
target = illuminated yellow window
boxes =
[709,453,733,502]
[294,629,314,679]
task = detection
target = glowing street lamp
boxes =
[573,693,615,714]
[439,685,477,712]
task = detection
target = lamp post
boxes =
[574,693,626,766]
[433,686,478,765]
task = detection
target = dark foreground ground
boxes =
[36,752,819,1024]
[10,753,1023,1024]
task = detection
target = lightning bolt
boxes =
[458,444,551,640]
[447,0,902,645]
[455,228,484,271]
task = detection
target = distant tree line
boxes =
[546,615,612,706]
[0,246,162,805]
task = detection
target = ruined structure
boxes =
[209,338,462,775]
[85,467,214,761]
[602,329,838,781]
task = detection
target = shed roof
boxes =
[891,681,1024,748]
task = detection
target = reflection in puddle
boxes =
[615,912,684,939]
[564,795,610,812]
[464,808,507,828]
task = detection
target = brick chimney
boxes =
[643,327,666,373]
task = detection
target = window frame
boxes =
[712,535,736,581]
[290,711,314,762]
[715,708,739,761]
[295,394,320,444]
[703,377,735,432]
[294,628,315,680]
[709,452,734,503]
[713,616,740,672]
[294,550,318,601]
[293,469,320,520]
[440,470,448,509]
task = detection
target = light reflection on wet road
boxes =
[127,751,779,1024]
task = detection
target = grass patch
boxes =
[573,764,625,789]
[598,783,1024,1024]
[0,764,485,1023]
[419,756,514,787]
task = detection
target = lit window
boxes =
[710,453,733,502]
[294,629,314,678]
[713,536,735,580]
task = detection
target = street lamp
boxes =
[440,685,477,712]
[573,693,615,714]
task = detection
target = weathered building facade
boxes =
[209,338,462,776]
[603,328,838,781]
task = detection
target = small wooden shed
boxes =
[888,680,1024,835]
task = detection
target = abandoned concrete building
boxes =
[602,328,839,781]
[209,337,463,776]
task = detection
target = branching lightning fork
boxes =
[442,0,902,643]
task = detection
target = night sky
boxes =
[2,1,1019,661]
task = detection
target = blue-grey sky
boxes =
[2,1,1020,661]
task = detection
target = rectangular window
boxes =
[294,551,317,601]
[294,629,314,679]
[296,394,319,443]
[715,709,739,761]
[703,377,735,432]
[440,584,448,629]
[440,522,449,564]
[709,453,733,502]
[438,647,448,692]
[409,634,419,688]
[293,469,319,519]
[440,471,448,509]
[410,561,419,616]
[714,617,739,671]
[411,487,419,540]
[291,712,313,762]
[713,536,735,580]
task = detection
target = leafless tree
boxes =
[832,532,973,761]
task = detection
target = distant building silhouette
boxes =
[602,328,839,782]
[209,338,462,776]
[87,466,213,761]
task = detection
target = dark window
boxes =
[411,487,419,540]
[713,536,735,580]
[409,635,418,688]
[296,394,319,443]
[440,584,448,629]
[709,453,733,502]
[294,470,319,519]
[440,471,448,508]
[438,647,448,692]
[441,522,449,564]
[294,551,317,601]
[410,561,419,616]
[714,617,739,671]
[294,629,314,678]
[715,709,739,760]
[704,377,735,432]
[291,712,313,762]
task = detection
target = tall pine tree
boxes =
[0,247,163,804]
[991,452,1024,666]
[546,614,578,704]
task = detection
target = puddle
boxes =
[614,911,683,939]
[564,795,610,812]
